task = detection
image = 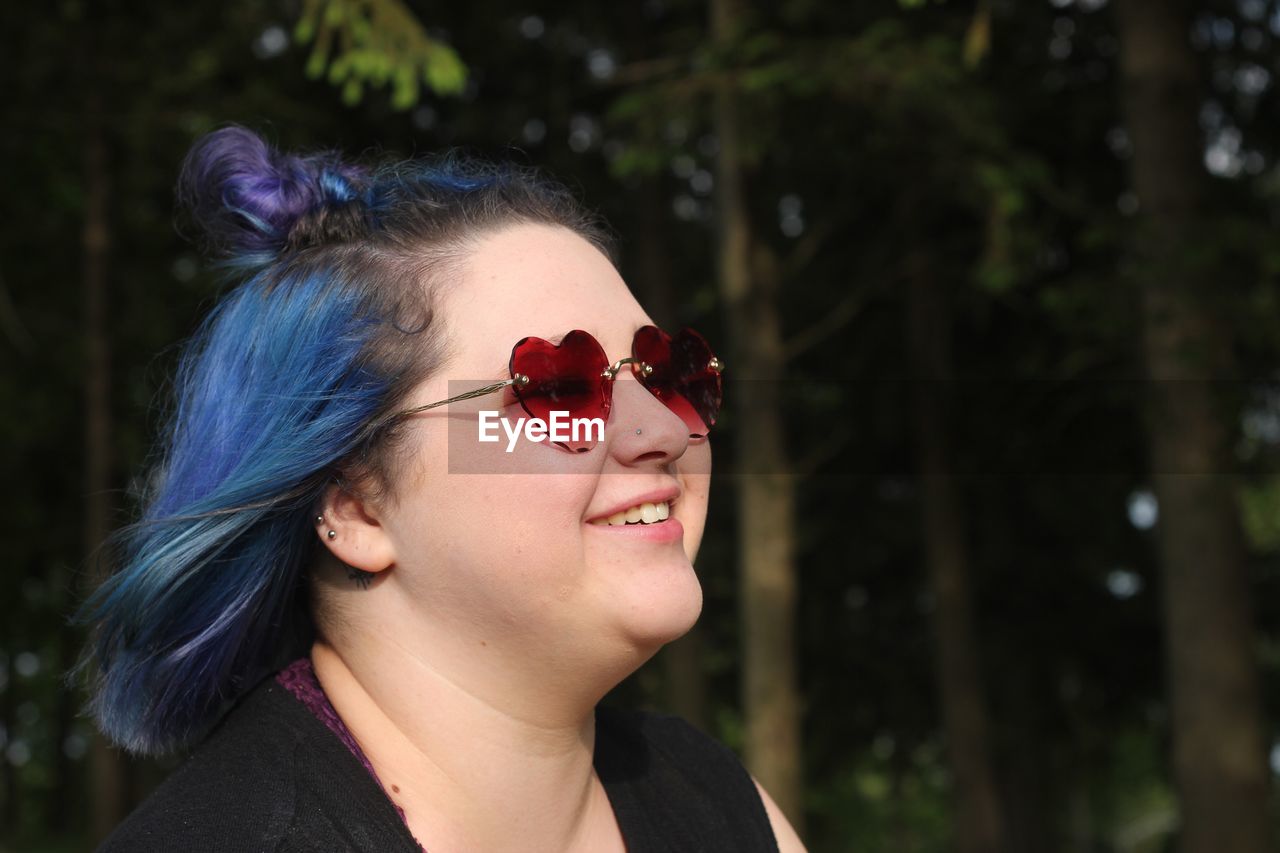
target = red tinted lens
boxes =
[633,325,723,436]
[509,330,611,451]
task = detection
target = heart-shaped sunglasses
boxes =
[392,326,724,447]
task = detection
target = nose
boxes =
[608,371,690,465]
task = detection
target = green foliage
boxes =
[808,742,951,853]
[1242,475,1280,553]
[294,0,467,108]
[1091,728,1179,852]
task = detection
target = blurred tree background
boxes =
[3,0,1280,850]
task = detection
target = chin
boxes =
[618,564,704,652]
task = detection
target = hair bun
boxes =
[178,125,367,263]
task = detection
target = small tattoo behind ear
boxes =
[346,567,375,589]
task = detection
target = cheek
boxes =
[430,476,589,559]
[396,434,599,615]
[679,446,713,562]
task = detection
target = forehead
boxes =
[442,224,651,368]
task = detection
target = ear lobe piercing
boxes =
[317,515,336,539]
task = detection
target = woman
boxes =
[82,126,805,852]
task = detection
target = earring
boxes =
[327,530,337,539]
[315,515,325,524]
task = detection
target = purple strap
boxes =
[276,657,425,851]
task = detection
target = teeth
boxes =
[589,500,672,526]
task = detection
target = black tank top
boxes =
[594,705,780,852]
[99,672,780,852]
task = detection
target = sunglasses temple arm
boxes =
[395,379,516,418]
[356,378,516,444]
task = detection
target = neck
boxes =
[310,632,629,852]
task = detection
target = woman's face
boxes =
[364,223,709,674]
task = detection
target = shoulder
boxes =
[594,706,780,852]
[98,678,416,853]
[98,680,304,852]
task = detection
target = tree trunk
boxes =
[1114,2,1271,851]
[710,0,804,832]
[905,258,1006,853]
[998,658,1053,853]
[631,175,678,332]
[1,624,16,832]
[48,628,78,833]
[889,741,915,853]
[81,58,129,847]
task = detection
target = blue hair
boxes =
[77,125,614,755]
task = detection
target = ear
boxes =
[314,481,396,574]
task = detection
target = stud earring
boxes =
[315,515,325,524]
[327,530,337,539]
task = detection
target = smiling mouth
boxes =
[587,500,672,527]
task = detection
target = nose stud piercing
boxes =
[636,428,642,435]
